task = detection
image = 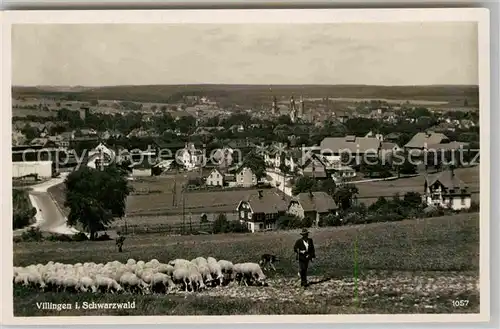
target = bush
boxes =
[318,213,343,227]
[468,201,480,212]
[46,234,73,242]
[20,227,43,242]
[72,232,89,241]
[276,215,302,230]
[94,233,112,241]
[12,189,37,230]
[212,214,249,234]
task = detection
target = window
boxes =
[259,223,263,229]
[461,197,466,205]
[432,193,440,201]
[247,212,252,219]
[240,211,244,218]
[266,223,273,230]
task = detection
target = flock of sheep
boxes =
[13,257,268,294]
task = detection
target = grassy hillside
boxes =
[14,213,479,273]
[12,213,480,316]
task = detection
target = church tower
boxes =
[271,96,278,116]
[289,96,297,123]
[298,95,305,119]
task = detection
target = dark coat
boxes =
[293,237,315,262]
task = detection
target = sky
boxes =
[12,22,478,86]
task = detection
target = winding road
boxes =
[26,173,79,235]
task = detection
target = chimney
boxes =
[258,190,263,199]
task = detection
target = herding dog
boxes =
[259,254,279,271]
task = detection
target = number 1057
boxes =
[452,300,469,307]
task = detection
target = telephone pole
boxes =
[182,183,186,235]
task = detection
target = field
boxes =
[49,174,282,226]
[12,108,58,118]
[13,213,480,315]
[356,167,480,206]
[12,84,479,108]
[48,166,480,229]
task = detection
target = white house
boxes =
[177,143,204,171]
[206,168,225,186]
[87,143,116,170]
[212,147,234,168]
[236,166,257,187]
[424,170,472,210]
[287,191,337,227]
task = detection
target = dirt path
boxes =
[173,271,479,311]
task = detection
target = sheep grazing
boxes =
[196,264,214,284]
[169,259,191,268]
[119,272,149,295]
[77,276,97,293]
[172,267,191,292]
[206,261,224,286]
[151,273,175,294]
[95,275,123,294]
[157,264,175,276]
[188,269,206,292]
[234,263,267,286]
[14,255,272,296]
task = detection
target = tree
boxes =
[241,151,266,182]
[403,192,423,209]
[319,178,336,197]
[292,176,317,195]
[394,152,417,176]
[12,189,37,229]
[21,124,40,140]
[64,165,132,240]
[334,184,359,211]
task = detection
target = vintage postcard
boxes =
[1,8,490,325]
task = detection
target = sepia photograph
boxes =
[2,8,490,324]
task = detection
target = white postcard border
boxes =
[1,7,491,325]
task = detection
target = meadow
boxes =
[48,166,480,228]
[13,213,480,315]
[356,166,480,206]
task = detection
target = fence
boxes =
[113,221,215,235]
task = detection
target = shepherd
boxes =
[293,228,316,288]
[116,234,126,253]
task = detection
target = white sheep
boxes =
[151,272,175,294]
[188,268,206,292]
[157,264,175,276]
[207,257,218,265]
[119,272,149,294]
[218,260,234,273]
[234,262,266,286]
[77,276,97,293]
[169,259,191,268]
[172,267,191,292]
[196,264,214,284]
[95,275,122,293]
[207,261,224,285]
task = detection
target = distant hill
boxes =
[33,86,96,93]
[12,84,479,108]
